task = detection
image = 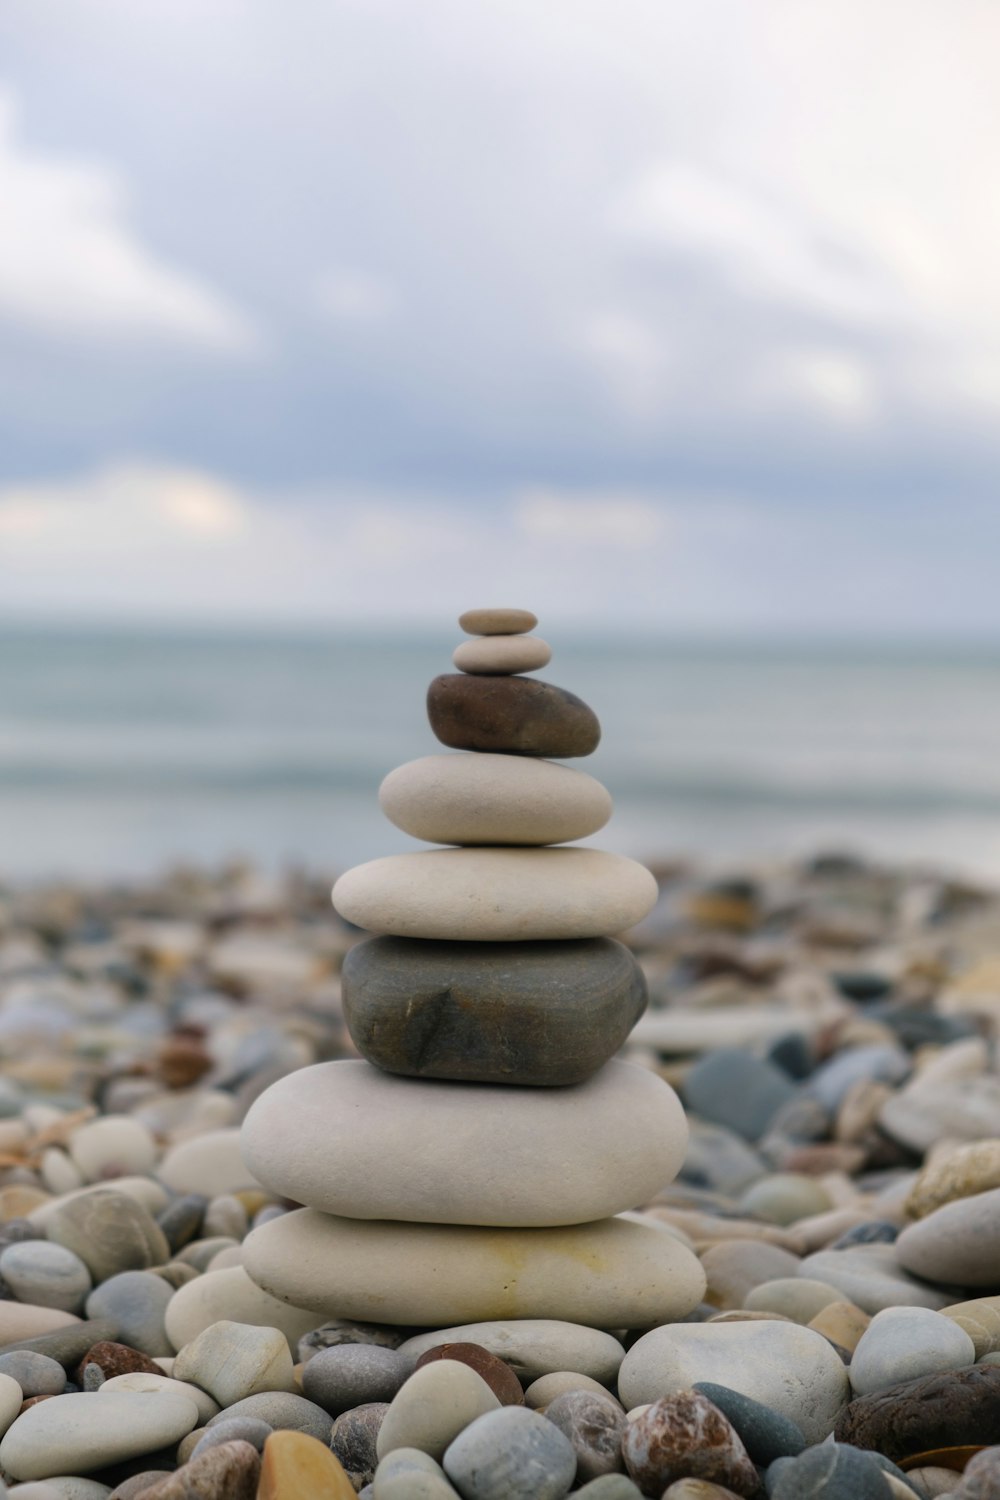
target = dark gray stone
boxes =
[329,1401,388,1491]
[543,1389,625,1484]
[342,936,647,1086]
[205,1391,332,1444]
[427,673,600,758]
[830,1220,899,1250]
[694,1381,806,1466]
[302,1343,411,1415]
[156,1193,208,1252]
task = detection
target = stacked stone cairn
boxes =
[241,607,707,1331]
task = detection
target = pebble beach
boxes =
[0,849,1000,1497]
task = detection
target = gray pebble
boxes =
[202,1194,248,1240]
[302,1344,411,1415]
[831,1221,900,1250]
[0,1317,120,1368]
[373,1448,458,1498]
[0,1241,92,1313]
[0,1350,66,1396]
[768,1443,895,1498]
[84,1271,173,1355]
[330,1401,388,1490]
[694,1381,806,1465]
[205,1390,333,1443]
[190,1417,272,1459]
[572,1480,644,1499]
[543,1390,625,1484]
[443,1406,576,1500]
[155,1194,207,1253]
[684,1048,798,1141]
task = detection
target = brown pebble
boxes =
[76,1339,163,1384]
[157,1036,213,1089]
[623,1391,761,1497]
[458,607,538,635]
[836,1365,1000,1464]
[415,1341,524,1405]
[19,1394,56,1412]
[138,1439,260,1499]
[427,674,600,758]
[108,1475,174,1500]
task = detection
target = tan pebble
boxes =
[781,1144,867,1176]
[885,1479,923,1500]
[458,607,538,635]
[453,635,552,675]
[684,892,757,930]
[808,1299,872,1352]
[906,1139,1000,1219]
[939,1294,1000,1358]
[234,1189,271,1217]
[744,1278,843,1323]
[662,1481,744,1498]
[0,1185,52,1219]
[699,1239,801,1310]
[902,1466,965,1497]
[140,1438,260,1499]
[649,1208,805,1253]
[258,1428,357,1498]
[835,1080,894,1143]
[792,1207,881,1253]
[523,1372,617,1408]
[707,1310,794,1324]
[176,1428,205,1464]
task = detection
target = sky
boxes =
[1,0,999,631]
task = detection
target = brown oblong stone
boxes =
[414,1342,524,1405]
[459,607,537,635]
[427,673,600,757]
[835,1364,1000,1464]
[341,936,647,1086]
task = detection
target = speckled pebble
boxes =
[330,1402,387,1491]
[443,1406,577,1500]
[302,1344,411,1416]
[693,1382,805,1466]
[544,1389,626,1484]
[0,1354,65,1398]
[204,1391,332,1444]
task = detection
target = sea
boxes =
[5,625,1000,884]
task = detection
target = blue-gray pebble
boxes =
[572,1478,643,1498]
[302,1342,412,1415]
[693,1382,806,1465]
[683,1048,798,1141]
[191,1416,273,1458]
[205,1391,332,1443]
[84,1270,173,1355]
[830,1221,899,1250]
[0,1350,66,1396]
[444,1407,577,1500]
[768,1443,895,1498]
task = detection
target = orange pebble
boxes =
[258,1429,357,1499]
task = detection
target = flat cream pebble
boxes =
[523,1371,616,1408]
[99,1371,221,1424]
[452,635,551,676]
[0,1370,23,1437]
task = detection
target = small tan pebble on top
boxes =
[459,606,538,635]
[452,635,551,675]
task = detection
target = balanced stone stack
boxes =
[241,608,706,1330]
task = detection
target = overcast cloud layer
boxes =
[1,0,998,629]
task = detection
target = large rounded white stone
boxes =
[332,848,658,941]
[618,1321,850,1446]
[241,1059,686,1228]
[243,1210,706,1328]
[0,1390,199,1480]
[397,1322,625,1384]
[164,1266,320,1353]
[452,635,551,675]
[379,753,612,847]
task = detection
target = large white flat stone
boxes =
[332,847,658,941]
[379,753,611,847]
[242,1210,706,1329]
[240,1059,687,1227]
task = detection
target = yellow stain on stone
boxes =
[258,1429,356,1499]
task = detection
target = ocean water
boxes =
[5,626,1000,882]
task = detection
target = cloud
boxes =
[0,88,258,353]
[314,268,396,323]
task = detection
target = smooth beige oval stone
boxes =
[158,1129,263,1198]
[459,608,537,636]
[243,1210,707,1329]
[379,753,612,847]
[240,1059,687,1228]
[164,1266,321,1354]
[397,1322,625,1384]
[0,1389,200,1480]
[332,848,658,941]
[452,635,551,675]
[376,1360,501,1461]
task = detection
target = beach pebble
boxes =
[524,1371,614,1407]
[243,1209,706,1329]
[744,1277,842,1323]
[202,1195,248,1241]
[621,1391,759,1498]
[940,1294,1000,1358]
[163,1266,320,1352]
[85,1272,172,1355]
[443,1405,577,1500]
[544,1389,626,1483]
[0,1244,91,1314]
[896,1187,1000,1287]
[850,1307,977,1394]
[413,1343,523,1406]
[257,1428,357,1499]
[342,936,645,1087]
[45,1191,168,1284]
[173,1320,294,1406]
[618,1319,850,1444]
[204,1391,332,1443]
[379,753,610,847]
[241,1059,686,1227]
[573,1480,643,1499]
[76,1340,162,1384]
[376,1360,501,1462]
[0,1390,199,1481]
[659,1484,744,1500]
[138,1438,260,1499]
[683,1049,797,1142]
[7,1482,112,1500]
[458,607,538,635]
[768,1443,897,1499]
[100,1371,219,1424]
[156,1194,207,1253]
[298,1320,404,1361]
[952,1445,1000,1497]
[371,1447,458,1499]
[906,1140,1000,1219]
[904,1470,962,1499]
[807,1045,911,1113]
[452,634,552,676]
[398,1323,624,1384]
[835,1363,1000,1463]
[302,1344,412,1415]
[797,1247,953,1313]
[809,1301,873,1353]
[701,1241,801,1310]
[67,1119,156,1182]
[0,1354,64,1398]
[329,1402,387,1490]
[332,847,657,942]
[39,1150,85,1197]
[157,1130,260,1198]
[880,1080,1000,1153]
[0,1306,81,1346]
[191,1416,272,1458]
[426,674,601,758]
[0,1370,22,1438]
[738,1173,833,1225]
[692,1382,805,1466]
